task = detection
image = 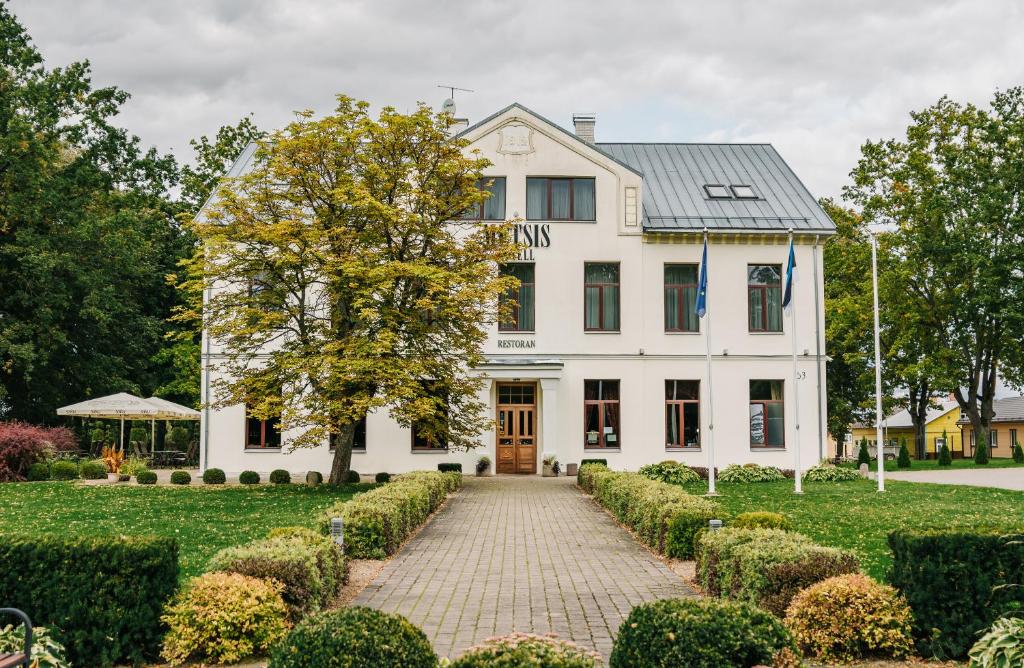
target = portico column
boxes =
[539,378,560,466]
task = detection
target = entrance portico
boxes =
[480,359,562,475]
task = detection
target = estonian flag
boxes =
[696,237,708,318]
[782,237,797,313]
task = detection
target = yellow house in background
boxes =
[850,399,964,460]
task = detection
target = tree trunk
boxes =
[328,421,356,485]
[907,382,930,460]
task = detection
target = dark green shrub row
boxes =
[0,534,178,666]
[375,471,391,483]
[695,527,860,616]
[437,462,462,473]
[202,468,226,484]
[319,471,462,558]
[579,458,607,467]
[610,597,796,668]
[270,469,291,484]
[577,464,718,559]
[136,470,158,484]
[889,529,1024,659]
[79,459,108,479]
[240,470,260,484]
[170,470,191,485]
[208,526,345,620]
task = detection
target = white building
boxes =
[200,103,834,476]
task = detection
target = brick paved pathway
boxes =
[353,475,695,659]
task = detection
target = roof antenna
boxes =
[438,85,473,116]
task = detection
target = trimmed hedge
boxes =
[319,471,462,558]
[579,458,607,467]
[239,470,260,485]
[169,470,191,485]
[79,459,108,480]
[889,529,1024,659]
[695,527,860,616]
[269,607,436,668]
[0,534,179,666]
[344,469,360,483]
[270,469,291,484]
[136,469,157,485]
[731,511,792,531]
[26,461,50,481]
[375,471,391,483]
[609,597,795,668]
[451,632,601,667]
[578,465,718,559]
[438,462,462,473]
[202,468,226,485]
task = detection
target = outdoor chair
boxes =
[0,608,31,668]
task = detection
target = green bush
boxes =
[129,425,148,444]
[438,462,462,473]
[580,458,607,467]
[858,438,871,467]
[696,528,860,616]
[375,471,391,483]
[939,442,952,465]
[136,469,157,485]
[165,425,190,450]
[120,456,149,478]
[268,607,436,668]
[0,623,70,668]
[306,471,323,486]
[0,534,178,666]
[451,632,601,667]
[969,616,1024,668]
[202,468,226,485]
[239,470,260,485]
[897,437,912,468]
[888,529,1024,659]
[319,470,462,558]
[161,572,288,666]
[731,511,792,531]
[638,460,701,485]
[169,470,191,485]
[27,461,50,481]
[79,459,108,480]
[576,462,609,491]
[803,462,862,481]
[609,597,795,668]
[1014,441,1024,464]
[718,463,787,483]
[266,526,347,597]
[270,469,291,484]
[344,469,360,483]
[786,573,914,663]
[208,530,344,619]
[975,433,990,464]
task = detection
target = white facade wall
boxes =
[201,106,830,476]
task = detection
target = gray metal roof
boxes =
[596,142,835,233]
[957,396,1024,424]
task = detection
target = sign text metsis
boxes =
[513,223,550,261]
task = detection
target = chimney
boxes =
[573,113,596,143]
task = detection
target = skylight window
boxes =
[731,185,757,199]
[704,184,731,199]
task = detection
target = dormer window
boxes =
[703,184,731,199]
[526,177,595,221]
[731,185,757,199]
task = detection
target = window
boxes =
[412,385,449,451]
[703,184,731,199]
[935,436,946,451]
[1011,428,1018,448]
[329,416,367,452]
[750,380,784,447]
[245,408,281,449]
[526,177,595,221]
[584,380,620,449]
[990,429,998,450]
[731,185,757,199]
[499,263,535,331]
[748,265,783,332]
[666,380,700,448]
[461,177,506,220]
[584,263,619,331]
[664,264,699,332]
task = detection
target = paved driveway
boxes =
[885,467,1024,490]
[354,476,694,659]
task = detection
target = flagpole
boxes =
[702,228,717,496]
[788,230,803,494]
[871,231,886,492]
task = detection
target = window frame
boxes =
[731,184,757,199]
[583,262,620,332]
[665,380,700,450]
[244,409,281,450]
[526,177,596,222]
[749,379,785,449]
[703,184,732,199]
[498,262,536,332]
[664,263,699,333]
[461,176,506,221]
[747,264,784,333]
[583,379,621,450]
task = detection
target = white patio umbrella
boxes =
[57,392,163,451]
[144,397,201,451]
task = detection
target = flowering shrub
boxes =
[785,573,913,662]
[803,463,861,482]
[969,617,1024,668]
[638,460,701,485]
[451,632,601,667]
[718,463,787,483]
[731,511,792,531]
[0,623,70,668]
[161,572,289,666]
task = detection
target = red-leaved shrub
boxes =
[0,422,76,481]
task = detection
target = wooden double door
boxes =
[496,382,537,474]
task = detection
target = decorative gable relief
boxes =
[496,123,534,155]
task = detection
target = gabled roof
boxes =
[855,400,960,430]
[596,143,835,233]
[957,396,1024,424]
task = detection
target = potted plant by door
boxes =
[476,455,491,477]
[542,453,560,477]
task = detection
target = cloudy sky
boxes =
[9,0,1024,198]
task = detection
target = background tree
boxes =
[180,97,521,483]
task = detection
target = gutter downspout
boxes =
[812,235,825,460]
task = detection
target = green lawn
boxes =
[0,481,372,578]
[681,479,1024,580]
[857,457,1024,472]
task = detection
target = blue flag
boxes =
[782,237,798,312]
[696,238,708,318]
